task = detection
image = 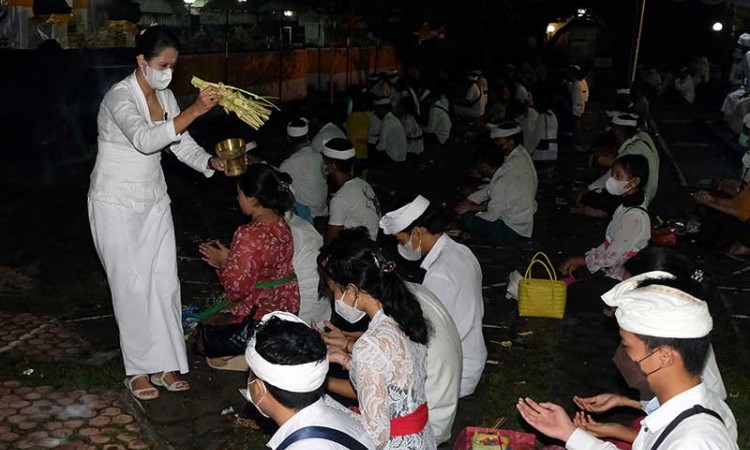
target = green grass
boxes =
[0,357,123,392]
[720,364,750,448]
[479,319,561,431]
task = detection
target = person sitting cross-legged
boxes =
[243,311,376,450]
[455,121,538,246]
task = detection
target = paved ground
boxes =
[0,86,748,449]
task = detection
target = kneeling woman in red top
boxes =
[200,164,300,324]
[319,229,436,450]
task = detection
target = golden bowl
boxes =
[215,138,247,177]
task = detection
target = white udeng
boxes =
[88,71,214,376]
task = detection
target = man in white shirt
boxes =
[567,65,589,119]
[373,96,408,163]
[244,312,376,450]
[674,68,695,104]
[423,91,451,145]
[508,99,540,154]
[516,276,738,450]
[453,71,483,119]
[279,118,328,220]
[407,281,462,445]
[456,122,538,245]
[380,195,486,397]
[285,212,330,325]
[322,138,381,243]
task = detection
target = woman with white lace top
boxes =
[318,229,436,450]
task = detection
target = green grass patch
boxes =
[0,357,123,391]
[479,319,562,431]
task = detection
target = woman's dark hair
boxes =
[136,25,181,60]
[402,201,448,235]
[624,247,695,281]
[614,154,648,207]
[238,164,295,214]
[253,316,327,410]
[318,229,431,345]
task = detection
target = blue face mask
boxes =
[740,134,749,148]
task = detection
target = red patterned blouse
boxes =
[218,218,300,322]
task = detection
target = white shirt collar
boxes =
[641,383,708,434]
[618,134,638,153]
[420,233,449,271]
[268,398,326,449]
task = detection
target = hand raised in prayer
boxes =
[573,412,636,442]
[516,397,576,443]
[199,240,230,269]
[572,393,626,413]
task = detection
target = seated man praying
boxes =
[456,122,538,245]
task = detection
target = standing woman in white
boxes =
[88,25,225,400]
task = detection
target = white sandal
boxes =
[124,375,159,400]
[150,372,190,392]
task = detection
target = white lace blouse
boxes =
[349,310,437,450]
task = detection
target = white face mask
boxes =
[142,64,172,91]
[397,231,422,261]
[605,176,631,196]
[246,380,270,418]
[334,287,367,323]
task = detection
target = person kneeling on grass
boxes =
[243,311,376,450]
[455,121,538,245]
[516,278,738,450]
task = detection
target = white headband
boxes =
[322,140,356,160]
[738,33,750,47]
[311,123,346,153]
[602,272,713,339]
[287,118,309,138]
[373,97,391,106]
[491,125,522,138]
[379,195,430,235]
[245,311,329,393]
[612,114,638,127]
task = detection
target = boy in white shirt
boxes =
[322,138,381,244]
[244,312,376,450]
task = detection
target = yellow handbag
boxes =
[518,252,567,319]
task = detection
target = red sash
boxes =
[389,403,429,437]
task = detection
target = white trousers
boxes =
[88,198,188,376]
